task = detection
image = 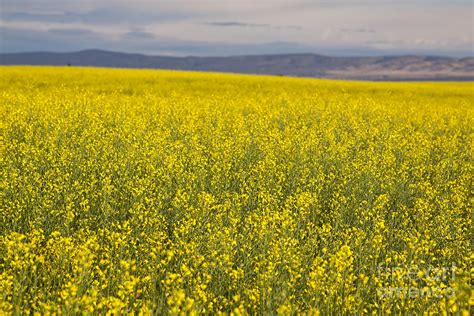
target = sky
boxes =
[1,0,473,57]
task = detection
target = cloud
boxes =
[286,0,472,9]
[1,6,192,26]
[123,31,156,40]
[203,21,302,30]
[48,28,97,37]
[0,0,472,57]
[204,21,271,28]
[0,25,349,56]
[0,26,106,52]
[340,28,376,34]
[2,25,472,58]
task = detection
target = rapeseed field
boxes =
[0,67,472,314]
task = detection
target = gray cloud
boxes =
[123,31,156,40]
[48,28,97,37]
[0,26,106,52]
[0,0,472,57]
[1,7,192,26]
[340,28,376,34]
[2,26,471,58]
[287,0,472,8]
[204,21,271,28]
[0,26,365,56]
[203,21,302,30]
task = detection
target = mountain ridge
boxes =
[1,49,473,81]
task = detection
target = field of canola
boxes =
[0,67,473,314]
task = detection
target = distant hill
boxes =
[1,49,473,81]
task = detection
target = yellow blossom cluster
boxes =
[0,66,472,314]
